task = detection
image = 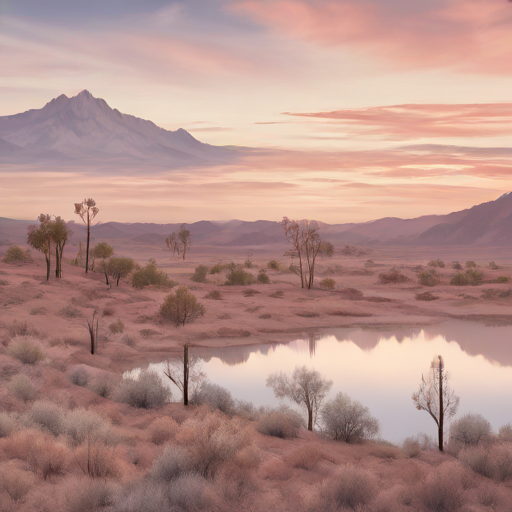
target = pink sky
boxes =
[0,0,511,223]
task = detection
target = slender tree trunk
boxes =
[85,215,90,273]
[307,404,313,431]
[45,254,51,281]
[104,271,109,285]
[183,344,189,406]
[117,275,120,286]
[439,361,444,451]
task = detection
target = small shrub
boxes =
[428,259,445,268]
[209,263,226,274]
[30,307,46,315]
[160,286,206,327]
[225,266,255,286]
[8,320,37,337]
[259,313,272,319]
[115,370,171,409]
[321,392,380,443]
[319,277,336,290]
[204,290,222,300]
[139,328,160,337]
[459,444,512,482]
[64,408,113,446]
[132,260,175,289]
[416,291,439,301]
[449,413,493,448]
[190,265,209,283]
[8,336,45,364]
[452,261,463,270]
[337,287,364,300]
[168,474,210,511]
[466,260,477,268]
[244,259,254,269]
[122,334,137,347]
[109,319,125,334]
[0,411,17,437]
[256,408,302,439]
[0,466,34,501]
[190,382,234,414]
[418,269,440,286]
[257,269,270,284]
[27,400,65,436]
[499,423,512,442]
[102,306,116,316]
[88,372,118,398]
[496,276,510,283]
[59,305,82,318]
[2,245,31,263]
[149,445,192,481]
[243,288,260,297]
[9,374,37,402]
[451,272,469,286]
[149,416,179,445]
[323,465,378,510]
[67,481,116,512]
[414,465,465,511]
[68,366,90,387]
[269,290,284,298]
[466,269,484,285]
[489,261,500,270]
[402,436,422,458]
[379,270,409,284]
[286,445,324,470]
[267,259,280,271]
[294,311,319,318]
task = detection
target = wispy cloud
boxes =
[231,0,512,74]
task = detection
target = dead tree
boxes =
[86,311,99,355]
[74,198,99,273]
[412,355,460,451]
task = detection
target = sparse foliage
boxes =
[267,365,332,431]
[115,369,171,409]
[225,265,255,285]
[418,269,440,286]
[191,265,209,283]
[449,413,493,448]
[131,259,173,289]
[166,224,192,260]
[92,242,114,285]
[108,256,135,286]
[319,277,336,289]
[190,382,235,414]
[8,336,46,364]
[74,198,99,273]
[412,355,460,451]
[2,245,31,264]
[160,286,206,327]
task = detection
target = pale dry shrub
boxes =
[319,278,336,290]
[322,464,378,510]
[122,334,137,347]
[8,336,45,364]
[177,412,251,478]
[499,423,512,442]
[26,400,65,436]
[402,436,422,458]
[111,480,170,512]
[59,305,82,318]
[449,413,493,448]
[102,306,116,317]
[2,246,31,263]
[148,445,193,481]
[168,474,211,511]
[286,444,324,470]
[68,365,90,387]
[204,290,222,300]
[459,444,512,482]
[190,382,234,414]
[66,479,116,512]
[115,370,171,409]
[414,464,465,511]
[64,408,114,446]
[256,407,302,439]
[0,466,35,502]
[88,372,119,398]
[75,441,120,479]
[0,412,17,438]
[109,320,124,334]
[477,482,500,509]
[148,416,179,445]
[8,374,36,402]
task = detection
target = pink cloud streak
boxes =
[231,0,512,74]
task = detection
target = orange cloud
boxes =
[231,0,512,74]
[284,103,512,140]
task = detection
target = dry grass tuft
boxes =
[8,336,45,364]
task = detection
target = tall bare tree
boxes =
[163,342,205,406]
[267,365,332,431]
[165,232,181,259]
[166,224,192,260]
[74,198,99,273]
[282,217,331,289]
[27,214,52,281]
[412,355,460,451]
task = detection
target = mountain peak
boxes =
[75,89,93,99]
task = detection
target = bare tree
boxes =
[92,242,114,285]
[27,214,52,281]
[163,342,205,406]
[86,311,99,355]
[412,355,460,451]
[166,224,192,260]
[282,217,331,289]
[267,365,332,431]
[74,198,99,273]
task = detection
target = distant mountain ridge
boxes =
[0,90,235,165]
[2,192,512,247]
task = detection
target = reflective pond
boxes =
[137,320,512,442]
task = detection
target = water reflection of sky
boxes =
[146,320,512,443]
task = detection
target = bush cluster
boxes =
[132,260,175,289]
[378,270,409,284]
[2,245,31,263]
[450,269,484,286]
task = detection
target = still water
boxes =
[142,320,512,442]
